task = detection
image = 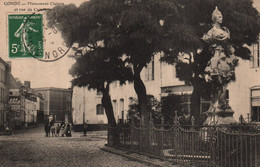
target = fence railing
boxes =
[108,124,260,167]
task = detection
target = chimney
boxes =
[24,81,31,88]
[7,61,11,73]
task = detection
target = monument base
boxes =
[203,110,236,125]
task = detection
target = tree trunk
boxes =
[190,85,201,125]
[101,83,116,126]
[133,69,150,125]
[101,83,119,146]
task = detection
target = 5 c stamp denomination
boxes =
[8,14,43,58]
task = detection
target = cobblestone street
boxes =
[0,126,151,167]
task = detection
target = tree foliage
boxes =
[161,94,185,125]
[161,0,260,124]
[46,0,260,125]
[127,95,162,125]
[69,49,133,91]
[47,0,135,125]
[161,0,260,90]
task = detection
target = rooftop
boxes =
[33,87,71,92]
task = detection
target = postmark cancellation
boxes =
[8,10,72,62]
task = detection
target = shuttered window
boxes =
[251,89,260,122]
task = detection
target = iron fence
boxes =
[108,124,260,167]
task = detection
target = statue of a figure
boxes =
[202,7,238,117]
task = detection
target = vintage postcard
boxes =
[0,0,260,167]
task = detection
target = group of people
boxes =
[44,121,71,137]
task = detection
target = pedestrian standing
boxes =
[44,121,50,137]
[83,122,88,137]
[50,124,56,137]
[61,123,66,137]
[56,124,60,137]
[47,123,51,137]
[66,123,72,137]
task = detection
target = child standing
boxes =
[50,124,56,137]
[56,124,60,137]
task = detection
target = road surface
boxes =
[0,125,151,167]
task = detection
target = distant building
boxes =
[24,97,37,125]
[9,79,38,128]
[0,58,10,127]
[72,87,107,130]
[35,94,44,124]
[33,87,71,123]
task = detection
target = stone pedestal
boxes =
[204,110,236,125]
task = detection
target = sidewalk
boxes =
[0,124,39,136]
[101,146,181,167]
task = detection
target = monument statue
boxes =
[202,7,238,124]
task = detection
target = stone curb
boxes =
[101,146,181,167]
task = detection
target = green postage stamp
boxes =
[8,14,43,58]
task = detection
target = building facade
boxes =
[71,53,191,125]
[72,87,107,130]
[72,44,260,125]
[9,79,39,127]
[36,95,44,123]
[33,87,72,123]
[0,58,10,127]
[228,37,260,122]
[71,1,260,125]
[109,53,192,124]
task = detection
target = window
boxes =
[66,94,70,101]
[129,97,134,105]
[200,98,210,114]
[252,41,260,68]
[251,88,260,122]
[0,69,2,82]
[1,69,4,83]
[181,94,191,115]
[2,70,5,83]
[3,88,5,103]
[145,56,154,81]
[113,100,118,120]
[96,104,104,115]
[119,99,124,121]
[0,87,2,103]
[67,104,70,110]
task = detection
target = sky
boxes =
[0,0,84,89]
[254,0,260,10]
[0,0,260,89]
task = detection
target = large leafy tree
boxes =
[47,0,260,126]
[47,0,133,126]
[47,0,179,125]
[116,0,180,125]
[69,48,133,125]
[161,0,260,124]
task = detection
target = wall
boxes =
[72,87,107,125]
[72,50,260,124]
[109,53,185,122]
[33,88,71,122]
[49,90,64,121]
[0,60,8,126]
[228,58,260,121]
[25,99,37,123]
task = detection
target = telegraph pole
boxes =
[83,87,85,124]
